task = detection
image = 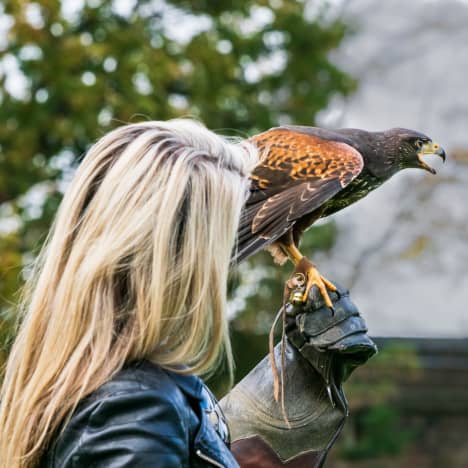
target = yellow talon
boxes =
[281,242,336,310]
[302,267,336,308]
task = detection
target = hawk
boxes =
[236,125,446,310]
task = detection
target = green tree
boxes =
[0,0,355,363]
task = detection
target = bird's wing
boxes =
[235,127,363,262]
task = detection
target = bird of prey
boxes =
[236,125,446,309]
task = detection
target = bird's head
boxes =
[383,128,446,175]
[337,127,446,179]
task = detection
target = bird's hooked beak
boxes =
[418,141,446,174]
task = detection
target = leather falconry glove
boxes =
[220,283,377,468]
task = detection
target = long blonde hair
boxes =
[0,119,257,467]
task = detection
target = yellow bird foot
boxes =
[289,257,337,312]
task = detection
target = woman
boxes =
[0,119,257,467]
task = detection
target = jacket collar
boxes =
[162,367,204,401]
[138,359,204,400]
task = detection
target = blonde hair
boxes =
[0,119,257,467]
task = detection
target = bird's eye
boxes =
[415,139,423,149]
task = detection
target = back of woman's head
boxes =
[0,119,257,467]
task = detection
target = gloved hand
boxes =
[286,282,377,405]
[220,283,377,468]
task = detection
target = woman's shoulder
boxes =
[44,361,203,467]
[69,360,205,434]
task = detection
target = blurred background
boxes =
[0,0,467,466]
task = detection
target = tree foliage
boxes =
[0,0,355,356]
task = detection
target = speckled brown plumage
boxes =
[237,127,364,265]
[249,129,362,241]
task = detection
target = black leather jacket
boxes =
[42,360,239,467]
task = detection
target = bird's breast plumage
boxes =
[320,172,383,218]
